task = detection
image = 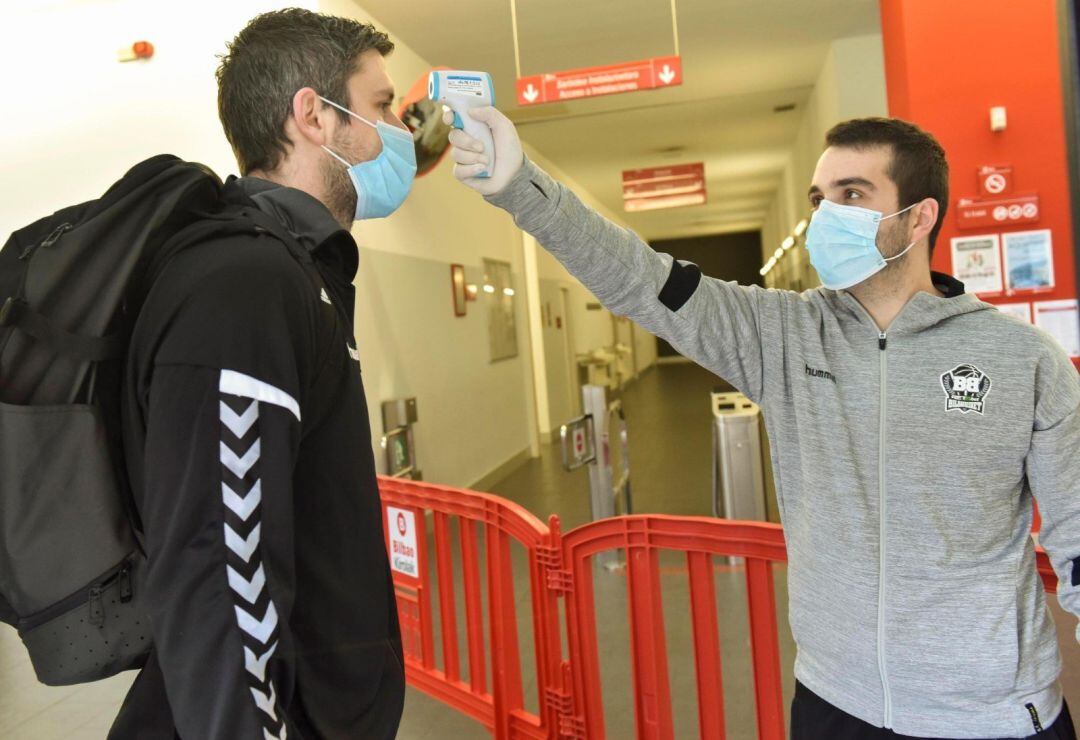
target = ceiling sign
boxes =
[956,193,1039,229]
[622,162,705,212]
[516,55,682,106]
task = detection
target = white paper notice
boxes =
[951,234,1002,294]
[387,506,419,577]
[1034,299,1080,357]
[996,302,1032,323]
[1003,229,1055,291]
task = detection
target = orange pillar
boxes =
[880,0,1079,371]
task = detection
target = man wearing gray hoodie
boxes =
[446,108,1079,739]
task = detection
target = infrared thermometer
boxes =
[428,70,496,178]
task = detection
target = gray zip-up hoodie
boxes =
[487,159,1080,738]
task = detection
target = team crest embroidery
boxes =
[940,364,991,414]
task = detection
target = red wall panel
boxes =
[880,0,1078,366]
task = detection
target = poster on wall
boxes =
[483,258,518,362]
[950,234,1002,294]
[1034,299,1080,358]
[996,302,1032,324]
[1002,229,1055,291]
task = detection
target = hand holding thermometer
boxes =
[428,70,496,178]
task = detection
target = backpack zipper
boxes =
[118,565,133,603]
[877,330,893,729]
[17,558,131,631]
[88,586,105,627]
[18,222,72,260]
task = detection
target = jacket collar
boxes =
[230,176,359,283]
[833,271,991,335]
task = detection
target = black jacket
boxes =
[117,177,403,739]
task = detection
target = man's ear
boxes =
[289,87,333,147]
[912,197,939,244]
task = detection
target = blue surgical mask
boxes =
[319,96,417,220]
[806,199,919,290]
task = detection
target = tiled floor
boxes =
[2,362,1076,738]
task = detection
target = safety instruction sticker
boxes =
[388,506,419,578]
[446,75,485,97]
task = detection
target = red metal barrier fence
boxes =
[378,476,1061,740]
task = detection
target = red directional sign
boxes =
[516,55,682,106]
[622,162,706,212]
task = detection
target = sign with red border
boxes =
[517,55,682,106]
[977,165,1013,197]
[956,193,1039,230]
[622,162,706,212]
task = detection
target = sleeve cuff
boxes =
[484,156,561,231]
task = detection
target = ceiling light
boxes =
[782,236,795,250]
[774,248,783,259]
[503,288,515,297]
[793,218,809,237]
[759,265,769,276]
[483,284,495,294]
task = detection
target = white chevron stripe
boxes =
[224,522,261,563]
[223,479,262,521]
[235,600,278,644]
[220,400,258,438]
[228,563,266,604]
[250,682,279,722]
[220,439,261,480]
[264,727,287,740]
[220,370,301,422]
[244,640,277,683]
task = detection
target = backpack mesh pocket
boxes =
[18,554,150,685]
[0,401,150,683]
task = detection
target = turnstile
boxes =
[560,384,632,568]
[381,397,421,480]
[711,391,774,522]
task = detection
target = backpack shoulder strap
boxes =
[0,298,126,361]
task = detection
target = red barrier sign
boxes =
[622,162,706,212]
[517,55,682,106]
[956,193,1039,229]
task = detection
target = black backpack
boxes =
[0,154,303,685]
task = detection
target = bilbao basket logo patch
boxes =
[940,364,992,414]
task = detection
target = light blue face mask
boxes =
[319,96,417,220]
[806,198,919,290]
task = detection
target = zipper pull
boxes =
[18,222,72,260]
[118,566,133,603]
[878,331,887,351]
[88,586,105,627]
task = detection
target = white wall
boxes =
[0,0,656,486]
[0,0,311,240]
[1,0,535,488]
[759,33,888,289]
[319,0,541,486]
[517,146,658,433]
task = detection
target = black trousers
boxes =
[791,682,1077,740]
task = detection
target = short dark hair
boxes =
[217,8,394,175]
[825,117,949,255]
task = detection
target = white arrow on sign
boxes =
[658,65,676,85]
[522,84,539,103]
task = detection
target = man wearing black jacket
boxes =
[111,9,411,738]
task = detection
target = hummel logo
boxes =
[320,288,331,305]
[805,364,836,383]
